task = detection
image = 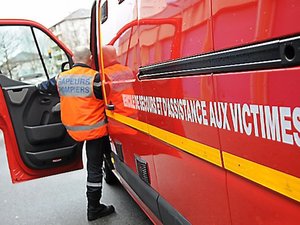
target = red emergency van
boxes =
[0,0,299,224]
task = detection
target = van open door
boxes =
[0,19,83,183]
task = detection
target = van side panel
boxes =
[214,68,300,225]
[212,1,300,224]
[212,0,300,50]
[101,0,161,192]
[100,0,300,224]
[137,1,231,224]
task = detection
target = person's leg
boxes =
[103,135,113,169]
[86,137,103,207]
[86,137,115,221]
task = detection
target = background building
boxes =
[49,8,91,55]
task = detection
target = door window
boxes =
[0,25,69,84]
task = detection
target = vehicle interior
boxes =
[0,23,82,170]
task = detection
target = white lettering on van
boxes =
[121,94,300,147]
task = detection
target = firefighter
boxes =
[38,46,115,221]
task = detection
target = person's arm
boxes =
[93,73,103,99]
[37,76,58,95]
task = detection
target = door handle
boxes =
[7,89,28,104]
[106,103,115,111]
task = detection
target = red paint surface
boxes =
[101,0,300,224]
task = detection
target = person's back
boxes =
[57,60,107,141]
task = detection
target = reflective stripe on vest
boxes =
[93,81,102,87]
[57,74,93,97]
[64,118,107,131]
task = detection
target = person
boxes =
[38,46,115,221]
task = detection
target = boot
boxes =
[87,203,115,221]
[87,188,115,221]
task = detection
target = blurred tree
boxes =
[0,30,19,79]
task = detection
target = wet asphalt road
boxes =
[0,132,153,225]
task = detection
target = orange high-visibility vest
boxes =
[57,65,107,142]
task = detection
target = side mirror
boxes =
[61,62,71,72]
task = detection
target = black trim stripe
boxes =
[30,26,50,80]
[139,35,300,80]
[114,153,191,224]
[114,154,161,220]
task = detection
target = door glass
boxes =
[33,27,69,79]
[0,25,69,84]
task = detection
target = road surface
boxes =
[0,131,153,225]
